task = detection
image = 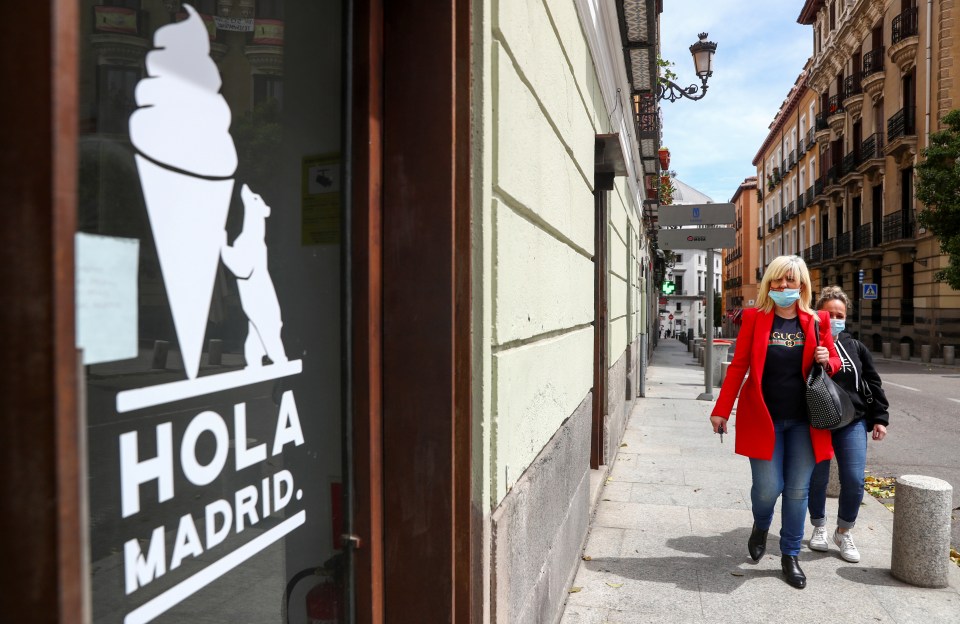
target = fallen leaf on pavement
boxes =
[568,587,582,593]
[605,582,623,588]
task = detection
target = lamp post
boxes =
[658,32,718,103]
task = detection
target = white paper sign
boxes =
[76,232,139,365]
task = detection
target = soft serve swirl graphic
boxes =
[129,5,237,178]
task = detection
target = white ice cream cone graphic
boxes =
[129,5,238,379]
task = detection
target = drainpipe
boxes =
[926,0,933,143]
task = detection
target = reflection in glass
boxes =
[78,1,346,622]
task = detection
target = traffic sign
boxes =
[668,314,674,320]
[657,203,735,226]
[657,227,735,250]
[862,283,878,299]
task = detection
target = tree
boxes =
[915,109,960,289]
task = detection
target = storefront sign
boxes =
[657,203,735,227]
[656,227,735,250]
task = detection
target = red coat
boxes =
[711,307,842,462]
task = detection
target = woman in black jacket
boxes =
[807,286,890,563]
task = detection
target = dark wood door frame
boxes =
[379,0,473,622]
[0,1,84,620]
[592,173,614,469]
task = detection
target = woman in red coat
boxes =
[709,255,841,589]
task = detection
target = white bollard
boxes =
[891,475,953,588]
[944,346,956,365]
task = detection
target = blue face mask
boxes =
[830,319,846,336]
[768,288,801,308]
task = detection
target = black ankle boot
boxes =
[781,555,806,589]
[747,524,768,561]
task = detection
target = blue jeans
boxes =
[808,418,867,529]
[749,419,817,556]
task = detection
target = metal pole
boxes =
[699,248,715,400]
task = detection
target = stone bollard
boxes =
[698,346,705,366]
[208,339,223,366]
[720,361,730,385]
[826,458,840,498]
[151,340,169,369]
[899,343,911,361]
[882,342,892,359]
[920,344,931,363]
[945,346,956,365]
[891,475,954,588]
[693,338,703,358]
[710,342,731,385]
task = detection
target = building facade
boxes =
[722,176,759,336]
[792,0,960,352]
[1,1,667,622]
[660,179,722,339]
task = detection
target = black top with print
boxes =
[761,315,807,421]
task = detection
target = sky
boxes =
[658,1,813,203]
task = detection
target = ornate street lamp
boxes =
[658,33,718,103]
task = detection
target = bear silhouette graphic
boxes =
[221,184,289,368]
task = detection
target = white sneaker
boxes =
[833,529,860,563]
[809,526,829,551]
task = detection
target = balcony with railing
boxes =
[835,231,851,257]
[756,267,763,281]
[857,132,885,174]
[825,164,841,192]
[757,225,763,240]
[805,243,822,264]
[853,223,871,252]
[767,217,775,233]
[886,107,917,158]
[841,151,858,180]
[788,150,797,170]
[822,237,835,261]
[797,193,806,212]
[806,128,816,151]
[862,47,886,101]
[780,207,787,223]
[882,211,915,244]
[842,72,864,119]
[774,212,781,228]
[891,7,920,71]
[814,175,826,198]
[826,94,846,133]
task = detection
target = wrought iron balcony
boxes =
[788,150,797,170]
[815,113,829,131]
[862,47,885,76]
[826,165,839,186]
[882,211,915,243]
[768,218,775,233]
[774,212,781,228]
[757,226,763,240]
[853,223,871,251]
[836,231,851,256]
[797,194,805,211]
[806,128,816,150]
[822,237,835,260]
[888,106,916,143]
[808,243,822,263]
[859,132,884,163]
[893,7,919,44]
[780,207,788,222]
[814,176,825,197]
[841,151,858,177]
[843,73,862,99]
[827,94,844,116]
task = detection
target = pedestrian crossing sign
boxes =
[862,283,878,299]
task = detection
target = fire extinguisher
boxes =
[284,554,344,624]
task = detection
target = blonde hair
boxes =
[756,255,814,314]
[816,285,850,310]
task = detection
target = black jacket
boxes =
[831,332,890,431]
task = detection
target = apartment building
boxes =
[751,1,959,353]
[722,176,759,336]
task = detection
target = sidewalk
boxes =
[560,337,960,624]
